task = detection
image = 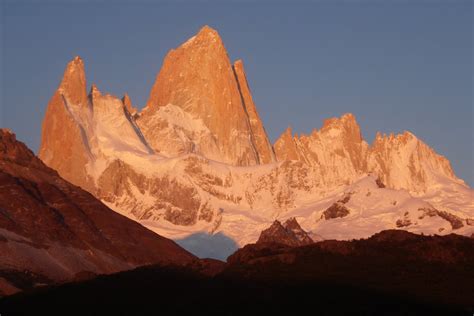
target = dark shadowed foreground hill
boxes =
[1,230,473,315]
[0,129,195,295]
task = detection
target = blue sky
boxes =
[1,1,472,185]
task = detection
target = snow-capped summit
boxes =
[274,113,369,187]
[273,112,465,195]
[368,130,461,194]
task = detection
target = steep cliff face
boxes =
[232,60,276,164]
[137,26,271,166]
[39,56,95,192]
[273,126,301,161]
[122,93,137,116]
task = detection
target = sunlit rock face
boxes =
[368,131,460,194]
[273,113,464,194]
[274,113,369,188]
[37,26,473,258]
[122,93,138,117]
[138,25,272,166]
[39,57,154,194]
[39,56,95,192]
[232,59,276,164]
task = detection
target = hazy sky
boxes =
[1,1,472,185]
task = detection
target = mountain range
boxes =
[37,25,473,259]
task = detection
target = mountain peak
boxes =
[59,56,88,106]
[256,218,313,247]
[0,128,13,135]
[322,113,358,130]
[197,25,218,37]
[177,25,223,51]
[122,93,137,115]
[90,83,101,97]
[138,25,263,166]
[369,129,459,192]
[232,58,276,164]
[319,113,364,147]
[67,55,84,69]
[234,59,244,67]
[374,130,417,145]
[400,130,416,141]
[39,56,94,192]
[284,217,301,230]
[283,218,314,245]
[274,126,300,161]
[1,129,42,168]
[277,126,294,141]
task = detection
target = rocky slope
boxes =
[0,129,195,296]
[37,26,474,259]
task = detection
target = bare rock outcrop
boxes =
[257,218,313,247]
[137,25,271,166]
[233,59,276,164]
[38,56,95,192]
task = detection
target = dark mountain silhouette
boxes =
[256,218,313,246]
[1,230,472,315]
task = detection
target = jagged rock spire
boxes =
[122,93,137,115]
[58,56,88,106]
[233,59,276,164]
[274,114,369,187]
[39,56,94,192]
[137,25,272,166]
[257,218,313,246]
[274,126,300,161]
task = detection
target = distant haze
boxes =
[1,1,472,185]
